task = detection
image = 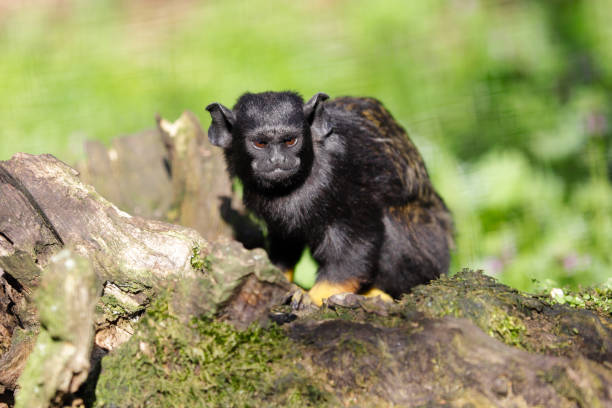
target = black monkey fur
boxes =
[206,91,453,305]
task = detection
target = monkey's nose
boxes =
[269,153,286,165]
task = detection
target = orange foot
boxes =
[284,268,294,283]
[308,279,360,306]
[361,287,394,303]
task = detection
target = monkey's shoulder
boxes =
[325,97,416,151]
[326,97,424,168]
[326,96,400,129]
[326,96,389,116]
[323,97,445,207]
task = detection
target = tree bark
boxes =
[77,111,263,248]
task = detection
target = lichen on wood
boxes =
[15,250,99,408]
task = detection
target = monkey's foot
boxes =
[284,268,294,283]
[361,287,394,303]
[308,280,360,307]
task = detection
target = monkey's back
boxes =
[325,97,443,207]
[325,97,454,294]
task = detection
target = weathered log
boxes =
[78,129,174,221]
[78,112,264,248]
[0,151,199,398]
[157,111,234,241]
[1,120,611,407]
[0,152,290,406]
[15,250,98,408]
[94,271,612,407]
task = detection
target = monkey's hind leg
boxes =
[308,279,360,306]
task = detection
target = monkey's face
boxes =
[242,124,307,190]
[206,91,329,192]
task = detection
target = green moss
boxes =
[95,295,334,407]
[316,307,357,322]
[405,270,531,349]
[337,337,370,358]
[544,283,612,316]
[99,293,144,317]
[487,314,526,348]
[11,326,36,344]
[190,245,212,273]
[113,280,151,294]
[304,301,406,330]
[15,331,66,408]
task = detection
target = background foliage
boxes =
[1,0,610,291]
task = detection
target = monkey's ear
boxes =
[304,92,329,120]
[205,103,235,149]
[304,92,332,140]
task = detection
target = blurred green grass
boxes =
[1,0,611,292]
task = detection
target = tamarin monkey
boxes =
[206,91,453,306]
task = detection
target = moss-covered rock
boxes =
[404,269,612,361]
[95,294,334,408]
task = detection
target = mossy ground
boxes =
[94,294,334,408]
[404,270,612,359]
[403,270,533,349]
[542,282,612,317]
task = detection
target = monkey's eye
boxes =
[252,140,268,149]
[284,137,298,147]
